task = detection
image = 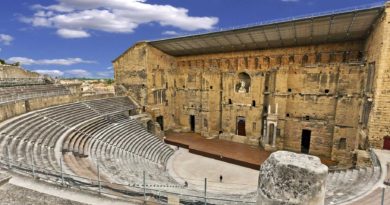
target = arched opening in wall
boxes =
[129,109,136,116]
[236,72,251,93]
[147,120,154,134]
[329,53,336,63]
[302,55,309,65]
[203,118,208,129]
[156,116,164,131]
[263,57,270,67]
[236,116,246,136]
[268,123,274,145]
[357,51,364,62]
[244,57,249,68]
[338,138,347,150]
[276,56,282,65]
[342,52,348,63]
[289,55,295,64]
[315,53,322,64]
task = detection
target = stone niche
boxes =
[257,151,328,205]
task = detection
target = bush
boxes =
[106,79,114,85]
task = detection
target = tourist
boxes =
[219,175,223,183]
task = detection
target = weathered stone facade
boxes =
[0,65,41,79]
[113,2,390,166]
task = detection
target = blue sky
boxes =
[0,0,385,78]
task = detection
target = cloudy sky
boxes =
[0,0,384,78]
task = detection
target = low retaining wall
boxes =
[0,93,115,123]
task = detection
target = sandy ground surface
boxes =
[167,148,259,195]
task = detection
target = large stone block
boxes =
[257,151,328,205]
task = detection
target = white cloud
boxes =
[7,57,95,66]
[162,30,179,36]
[281,0,300,2]
[0,34,14,45]
[96,70,114,78]
[65,69,91,77]
[106,66,112,70]
[33,69,93,78]
[34,69,64,77]
[21,0,218,38]
[57,28,90,38]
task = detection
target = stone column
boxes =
[264,122,270,145]
[263,119,268,144]
[257,151,328,205]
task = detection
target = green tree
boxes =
[106,79,114,85]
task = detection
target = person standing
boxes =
[219,175,223,183]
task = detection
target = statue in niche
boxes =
[238,80,247,93]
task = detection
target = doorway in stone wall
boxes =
[190,115,195,132]
[269,124,275,145]
[383,136,390,150]
[237,116,246,136]
[147,120,154,134]
[301,129,311,154]
[156,116,164,131]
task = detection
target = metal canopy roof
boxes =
[148,5,384,56]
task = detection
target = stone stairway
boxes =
[325,165,381,205]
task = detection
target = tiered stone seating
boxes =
[83,97,133,114]
[0,97,134,175]
[325,164,381,204]
[63,114,128,157]
[0,96,184,196]
[0,77,46,87]
[0,95,383,204]
[63,117,175,187]
[0,84,70,103]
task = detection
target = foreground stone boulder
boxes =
[257,151,328,205]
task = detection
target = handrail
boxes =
[0,157,256,204]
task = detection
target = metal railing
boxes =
[0,155,256,205]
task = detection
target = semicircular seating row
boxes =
[61,114,262,202]
[0,96,199,200]
[0,96,146,174]
[0,84,70,104]
[0,95,381,204]
[0,95,256,202]
[325,163,381,204]
[62,116,177,187]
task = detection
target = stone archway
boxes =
[236,72,251,93]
